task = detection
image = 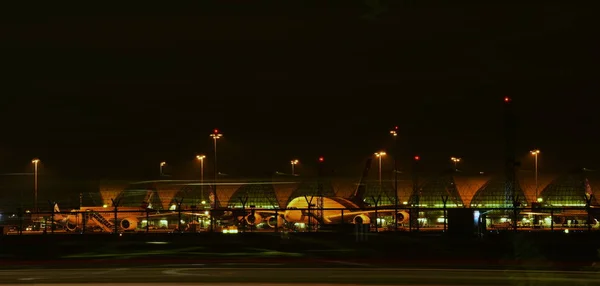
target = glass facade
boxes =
[287,180,335,205]
[470,177,525,208]
[409,175,463,207]
[363,181,397,206]
[540,174,598,207]
[116,189,164,210]
[170,185,213,208]
[81,192,104,207]
[2,175,597,213]
[228,183,280,209]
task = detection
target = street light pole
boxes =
[530,149,540,200]
[413,155,420,232]
[451,157,461,171]
[32,159,39,212]
[210,129,222,209]
[390,126,398,231]
[290,159,299,176]
[196,155,206,205]
[374,151,387,231]
[374,152,386,189]
[159,161,166,177]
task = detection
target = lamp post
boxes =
[451,157,461,171]
[530,149,540,200]
[390,126,399,231]
[159,161,166,177]
[374,152,386,188]
[196,155,206,205]
[31,158,39,212]
[290,159,299,176]
[413,155,420,232]
[210,129,222,209]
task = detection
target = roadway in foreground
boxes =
[1,266,600,285]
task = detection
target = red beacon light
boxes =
[504,96,511,103]
[318,157,324,162]
[414,156,420,161]
[213,129,219,133]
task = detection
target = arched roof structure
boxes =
[227,182,280,209]
[169,184,213,208]
[540,171,598,207]
[81,192,104,207]
[330,179,356,199]
[286,180,335,205]
[409,173,463,207]
[453,174,490,207]
[115,188,163,210]
[6,172,600,212]
[363,181,397,206]
[470,176,526,208]
[99,183,128,207]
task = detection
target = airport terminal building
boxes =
[95,170,599,211]
[1,169,599,232]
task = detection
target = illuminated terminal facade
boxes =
[1,169,599,232]
[1,170,598,214]
[90,170,599,211]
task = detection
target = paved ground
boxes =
[1,265,599,285]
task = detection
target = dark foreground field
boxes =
[2,267,600,285]
[1,231,600,272]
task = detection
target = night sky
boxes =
[0,2,597,180]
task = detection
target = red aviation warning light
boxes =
[213,129,219,134]
[414,156,420,161]
[504,96,511,103]
[318,157,324,162]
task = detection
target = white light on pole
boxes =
[530,149,540,200]
[390,126,399,231]
[159,161,166,177]
[451,157,461,171]
[31,158,40,212]
[196,155,205,204]
[374,152,386,187]
[290,159,299,176]
[210,129,222,209]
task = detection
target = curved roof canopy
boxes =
[286,180,335,205]
[228,183,280,209]
[363,181,397,206]
[470,177,525,208]
[169,184,213,208]
[409,174,463,207]
[540,172,597,207]
[116,188,163,210]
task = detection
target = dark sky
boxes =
[0,2,597,180]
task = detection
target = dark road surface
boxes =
[1,265,600,285]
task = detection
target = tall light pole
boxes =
[413,155,420,232]
[31,158,39,212]
[210,129,222,209]
[196,155,206,205]
[374,152,386,188]
[530,149,540,200]
[159,161,166,177]
[290,159,299,176]
[390,126,399,231]
[451,157,461,171]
